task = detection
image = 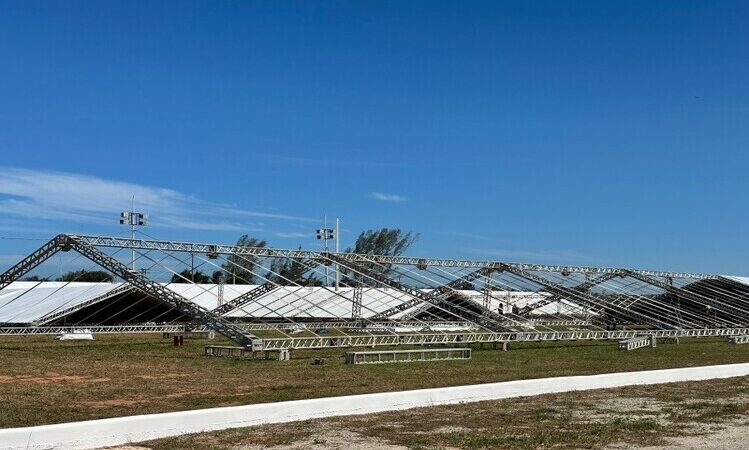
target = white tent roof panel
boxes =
[9,276,741,324]
[0,282,122,324]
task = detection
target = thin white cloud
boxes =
[274,231,311,239]
[370,192,407,203]
[214,207,317,223]
[0,167,315,232]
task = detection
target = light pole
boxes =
[120,198,148,270]
[335,218,340,290]
[316,216,339,289]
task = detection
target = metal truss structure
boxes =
[33,284,136,326]
[517,273,620,315]
[370,267,494,320]
[211,282,277,316]
[63,235,716,278]
[1,234,748,353]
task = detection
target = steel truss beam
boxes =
[2,324,748,349]
[0,321,477,335]
[497,264,678,329]
[0,324,190,335]
[68,235,714,279]
[622,270,749,320]
[33,284,135,326]
[66,235,264,349]
[210,259,323,316]
[687,278,749,307]
[324,255,508,331]
[2,234,746,349]
[717,276,749,294]
[210,282,278,316]
[0,236,63,289]
[0,320,583,335]
[257,327,749,350]
[370,267,495,320]
[517,272,621,316]
[351,287,363,319]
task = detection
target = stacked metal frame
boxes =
[1,234,748,351]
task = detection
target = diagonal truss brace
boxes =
[324,255,507,331]
[517,272,621,316]
[0,236,63,290]
[33,284,136,326]
[714,277,749,304]
[621,270,749,319]
[211,282,277,316]
[1,235,264,350]
[498,264,678,329]
[370,268,495,321]
[70,235,716,279]
[211,259,323,316]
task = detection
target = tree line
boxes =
[19,228,418,287]
[171,227,418,286]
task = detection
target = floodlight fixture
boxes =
[119,197,148,270]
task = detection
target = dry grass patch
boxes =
[1,333,748,428]
[145,376,749,450]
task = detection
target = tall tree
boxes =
[343,228,419,286]
[222,235,267,284]
[348,228,419,256]
[211,270,225,284]
[21,275,49,281]
[55,269,114,282]
[267,247,322,286]
[170,269,211,284]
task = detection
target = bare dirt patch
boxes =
[108,447,152,450]
[0,373,110,384]
[132,374,189,380]
[78,398,145,408]
[613,421,749,449]
[144,376,749,450]
[234,426,406,450]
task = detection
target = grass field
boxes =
[1,333,748,428]
[145,375,749,450]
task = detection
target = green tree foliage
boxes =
[450,279,476,290]
[222,235,267,284]
[170,269,211,284]
[267,247,322,286]
[343,228,419,286]
[211,270,225,284]
[21,275,49,281]
[55,270,114,282]
[347,228,419,256]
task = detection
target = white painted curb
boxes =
[2,362,749,450]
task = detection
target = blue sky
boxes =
[0,1,747,274]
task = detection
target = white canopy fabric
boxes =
[6,277,746,324]
[0,282,121,324]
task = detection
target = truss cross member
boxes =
[498,264,676,329]
[324,256,506,331]
[57,235,263,350]
[621,270,749,320]
[211,282,278,316]
[33,284,135,326]
[66,235,716,280]
[517,272,620,316]
[0,236,65,290]
[370,267,495,321]
[351,286,363,319]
